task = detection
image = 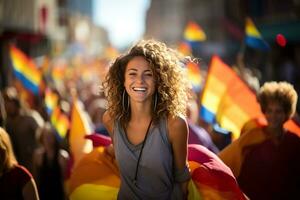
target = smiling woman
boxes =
[124,56,155,105]
[102,39,191,199]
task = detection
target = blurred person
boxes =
[187,97,219,153]
[0,92,6,127]
[219,81,300,200]
[32,122,69,200]
[2,87,42,173]
[234,52,260,92]
[0,127,39,200]
[88,98,110,136]
[102,39,191,199]
[210,124,232,151]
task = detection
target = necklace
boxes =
[132,119,152,186]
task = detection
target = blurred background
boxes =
[1,0,300,89]
[1,0,300,139]
[1,2,300,198]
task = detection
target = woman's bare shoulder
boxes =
[167,115,188,142]
[102,111,114,136]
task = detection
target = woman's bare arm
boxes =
[102,111,115,159]
[168,116,190,197]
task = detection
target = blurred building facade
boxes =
[0,0,56,89]
[145,0,300,111]
[145,0,229,63]
[0,0,109,90]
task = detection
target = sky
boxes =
[93,0,151,50]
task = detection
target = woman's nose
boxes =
[137,75,145,83]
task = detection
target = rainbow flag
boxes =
[9,45,42,95]
[51,107,70,139]
[69,143,246,200]
[178,42,192,56]
[245,17,270,51]
[45,88,59,115]
[69,146,120,200]
[184,21,206,43]
[186,61,202,92]
[200,55,263,139]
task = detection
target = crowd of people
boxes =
[0,39,300,199]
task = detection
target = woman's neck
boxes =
[266,126,285,139]
[130,101,152,121]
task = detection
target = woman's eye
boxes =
[145,73,153,77]
[128,73,136,76]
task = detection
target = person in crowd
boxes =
[186,97,219,153]
[32,122,69,200]
[102,39,191,199]
[88,97,110,136]
[2,87,42,173]
[0,127,39,200]
[210,124,232,151]
[219,81,300,200]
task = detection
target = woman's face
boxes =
[124,56,156,105]
[265,101,288,129]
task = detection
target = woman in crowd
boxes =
[32,122,69,200]
[102,39,191,199]
[0,127,39,200]
[219,81,300,200]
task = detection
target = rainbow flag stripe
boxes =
[51,107,70,139]
[45,88,59,115]
[186,61,202,92]
[245,17,270,51]
[10,45,42,94]
[184,21,206,42]
[178,42,192,56]
[200,56,263,139]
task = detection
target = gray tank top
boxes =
[113,117,186,200]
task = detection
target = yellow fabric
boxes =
[218,127,267,177]
[188,179,203,200]
[195,181,241,200]
[69,98,93,168]
[70,184,119,200]
[69,147,120,194]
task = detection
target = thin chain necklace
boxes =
[130,119,153,186]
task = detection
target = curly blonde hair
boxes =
[103,39,189,126]
[258,81,298,118]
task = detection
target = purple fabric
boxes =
[188,124,219,153]
[85,133,112,147]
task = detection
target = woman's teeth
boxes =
[133,87,146,92]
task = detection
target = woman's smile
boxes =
[124,56,155,103]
